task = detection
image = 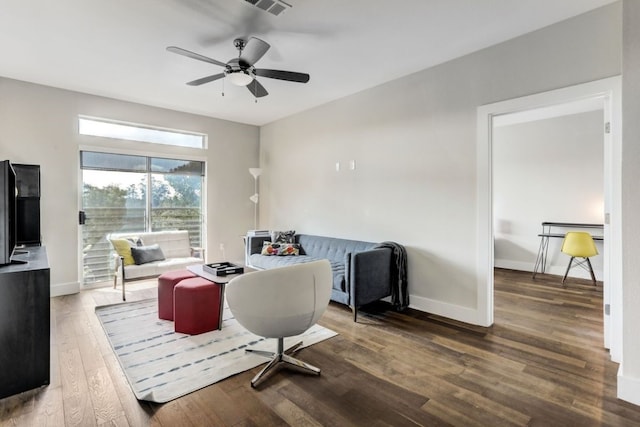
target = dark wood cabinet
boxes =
[0,246,50,399]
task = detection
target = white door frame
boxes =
[476,76,622,362]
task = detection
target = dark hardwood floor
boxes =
[2,269,640,426]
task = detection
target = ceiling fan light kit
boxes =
[226,70,254,86]
[167,36,309,98]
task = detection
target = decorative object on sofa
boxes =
[109,237,142,265]
[249,167,262,229]
[246,233,405,322]
[130,244,166,265]
[226,259,333,388]
[375,241,409,311]
[261,241,300,256]
[95,298,336,403]
[166,37,310,98]
[270,229,296,243]
[109,230,205,301]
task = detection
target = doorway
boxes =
[492,100,605,279]
[476,76,622,362]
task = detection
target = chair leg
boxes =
[586,257,597,285]
[121,268,126,301]
[246,337,321,388]
[562,257,574,285]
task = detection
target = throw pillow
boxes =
[261,241,300,256]
[131,244,166,265]
[270,230,296,243]
[110,238,138,266]
[127,237,143,247]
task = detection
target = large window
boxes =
[81,151,204,284]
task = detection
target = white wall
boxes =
[619,0,640,406]
[260,3,621,323]
[493,110,605,279]
[0,77,259,296]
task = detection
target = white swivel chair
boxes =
[226,259,332,388]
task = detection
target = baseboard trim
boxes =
[409,294,480,325]
[51,281,79,297]
[618,365,640,406]
[494,259,603,280]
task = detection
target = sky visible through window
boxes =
[79,117,206,149]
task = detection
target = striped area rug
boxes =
[95,298,337,403]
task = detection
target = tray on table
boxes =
[202,262,244,276]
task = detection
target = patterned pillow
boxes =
[261,241,301,256]
[270,230,296,243]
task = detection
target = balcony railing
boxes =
[82,207,202,284]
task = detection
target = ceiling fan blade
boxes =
[239,37,270,66]
[255,69,310,83]
[166,46,227,68]
[246,79,269,98]
[186,73,225,86]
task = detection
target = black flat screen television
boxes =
[0,160,17,266]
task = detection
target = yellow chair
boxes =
[561,231,599,286]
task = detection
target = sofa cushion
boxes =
[297,234,376,262]
[137,230,192,259]
[248,253,346,292]
[249,253,321,270]
[121,256,204,280]
[131,244,166,265]
[330,260,347,292]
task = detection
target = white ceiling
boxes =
[0,0,617,126]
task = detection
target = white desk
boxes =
[532,222,603,278]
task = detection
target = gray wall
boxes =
[260,4,621,319]
[0,77,259,295]
[493,110,605,278]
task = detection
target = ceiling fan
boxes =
[166,37,310,98]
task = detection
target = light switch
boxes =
[335,162,341,172]
[349,160,356,170]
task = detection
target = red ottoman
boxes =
[174,277,221,335]
[157,270,197,321]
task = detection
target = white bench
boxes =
[109,230,205,300]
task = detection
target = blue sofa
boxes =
[245,233,394,321]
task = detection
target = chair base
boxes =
[562,256,597,286]
[246,338,320,388]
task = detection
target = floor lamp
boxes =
[249,168,262,230]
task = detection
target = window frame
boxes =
[78,115,207,149]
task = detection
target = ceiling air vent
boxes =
[244,0,291,16]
